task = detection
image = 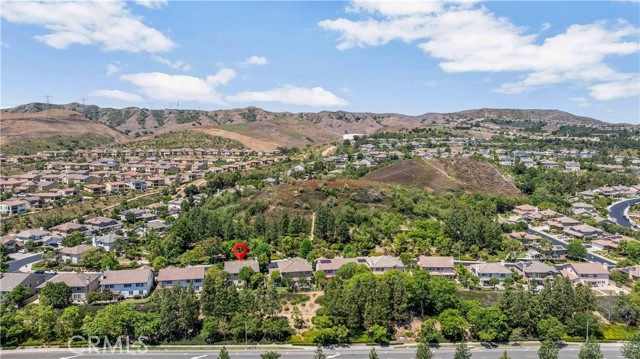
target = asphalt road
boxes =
[7,252,42,272]
[609,198,640,229]
[0,345,626,359]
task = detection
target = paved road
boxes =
[609,198,640,229]
[528,228,617,268]
[7,252,42,272]
[0,345,626,359]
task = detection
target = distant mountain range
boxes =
[0,102,629,150]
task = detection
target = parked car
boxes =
[34,270,45,274]
[45,270,57,275]
[18,249,27,254]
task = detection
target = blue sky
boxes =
[1,0,639,123]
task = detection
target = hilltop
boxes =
[362,158,521,197]
[1,102,622,151]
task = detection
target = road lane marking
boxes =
[191,355,207,359]
[327,354,341,358]
[59,355,80,359]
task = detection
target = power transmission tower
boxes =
[80,97,87,117]
[44,94,52,119]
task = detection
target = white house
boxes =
[99,266,154,298]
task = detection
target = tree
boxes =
[621,332,640,359]
[292,305,305,329]
[260,351,281,359]
[538,340,559,359]
[537,317,565,342]
[0,244,10,272]
[416,342,434,359]
[578,341,604,359]
[488,277,500,289]
[454,342,472,359]
[567,241,587,261]
[313,345,327,359]
[5,285,32,305]
[218,346,230,359]
[239,266,255,285]
[39,282,71,308]
[369,348,379,359]
[369,324,389,345]
[419,318,438,342]
[439,309,468,341]
[499,351,511,359]
[54,306,82,340]
[61,231,84,247]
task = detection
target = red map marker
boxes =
[232,242,248,260]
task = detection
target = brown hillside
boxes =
[0,109,126,143]
[362,158,521,197]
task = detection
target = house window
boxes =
[165,280,173,285]
[194,279,202,283]
[124,283,132,288]
[129,291,133,296]
[136,283,144,287]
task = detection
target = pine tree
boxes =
[578,341,604,359]
[369,348,379,359]
[416,342,434,359]
[499,350,511,359]
[313,345,327,359]
[454,342,472,359]
[218,346,230,359]
[538,340,559,359]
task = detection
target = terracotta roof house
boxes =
[619,265,640,281]
[564,263,609,287]
[267,257,313,279]
[38,273,100,303]
[417,256,455,278]
[156,266,208,292]
[50,222,89,235]
[99,266,154,298]
[84,217,122,232]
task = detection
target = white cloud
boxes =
[151,55,191,71]
[135,0,168,9]
[240,55,269,66]
[589,75,640,101]
[120,69,236,104]
[106,62,123,76]
[226,85,349,107]
[0,1,174,53]
[569,97,591,108]
[319,1,640,100]
[90,89,143,102]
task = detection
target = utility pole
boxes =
[586,319,590,343]
[244,321,247,349]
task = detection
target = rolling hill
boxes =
[1,102,622,152]
[362,158,521,197]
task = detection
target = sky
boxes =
[1,0,639,124]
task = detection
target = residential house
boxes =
[540,160,559,169]
[99,266,154,298]
[15,229,51,244]
[315,257,368,279]
[58,244,95,264]
[92,233,123,251]
[38,273,100,303]
[156,266,208,292]
[566,224,605,238]
[515,261,559,285]
[224,260,261,284]
[0,272,46,295]
[417,256,456,279]
[564,161,581,172]
[563,263,609,287]
[84,184,107,196]
[619,265,640,281]
[364,256,405,274]
[50,222,89,236]
[499,157,515,166]
[473,263,512,286]
[267,257,313,280]
[0,199,28,215]
[85,217,122,232]
[0,236,19,253]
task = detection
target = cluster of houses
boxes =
[4,251,637,305]
[0,148,286,216]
